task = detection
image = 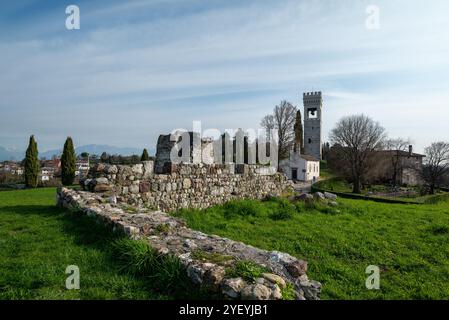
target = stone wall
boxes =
[57,187,321,300]
[81,161,293,212]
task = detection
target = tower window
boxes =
[308,138,312,144]
[308,108,318,119]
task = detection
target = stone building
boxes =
[371,145,425,186]
[303,92,323,161]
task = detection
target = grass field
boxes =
[0,188,191,300]
[2,188,449,300]
[173,197,449,299]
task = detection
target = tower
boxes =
[303,91,323,160]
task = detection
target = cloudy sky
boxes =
[1,0,448,154]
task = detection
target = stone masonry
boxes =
[81,161,294,212]
[303,91,323,161]
[56,161,323,300]
[57,187,321,300]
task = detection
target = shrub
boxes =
[141,148,150,161]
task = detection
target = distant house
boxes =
[40,167,55,181]
[372,145,425,186]
[279,149,320,182]
[0,161,24,175]
[76,159,90,177]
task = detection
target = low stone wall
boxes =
[57,187,321,300]
[81,162,294,212]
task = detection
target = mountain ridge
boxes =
[0,144,154,161]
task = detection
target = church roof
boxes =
[299,154,320,162]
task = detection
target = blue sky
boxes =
[1,0,449,154]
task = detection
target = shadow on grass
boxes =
[2,204,208,300]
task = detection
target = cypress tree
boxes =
[61,137,76,186]
[141,148,150,161]
[24,135,39,188]
[294,110,304,154]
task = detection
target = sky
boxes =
[1,0,449,154]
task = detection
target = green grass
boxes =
[314,177,449,204]
[172,197,449,300]
[0,188,191,300]
[226,260,269,282]
[3,188,449,300]
[319,160,334,179]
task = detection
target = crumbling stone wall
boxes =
[57,187,321,300]
[81,161,293,212]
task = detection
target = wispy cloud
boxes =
[0,0,448,152]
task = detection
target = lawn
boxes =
[2,188,449,300]
[314,177,449,204]
[0,188,175,300]
[173,197,449,299]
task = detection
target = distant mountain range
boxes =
[0,144,154,161]
[0,146,24,162]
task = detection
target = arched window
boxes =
[308,138,312,144]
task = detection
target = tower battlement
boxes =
[303,91,322,97]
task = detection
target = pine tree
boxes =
[141,148,150,161]
[24,135,39,188]
[61,137,76,186]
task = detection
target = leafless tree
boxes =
[329,114,386,193]
[422,141,449,194]
[260,100,297,161]
[385,137,412,186]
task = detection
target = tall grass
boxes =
[111,238,195,295]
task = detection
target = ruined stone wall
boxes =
[82,161,293,212]
[57,187,321,300]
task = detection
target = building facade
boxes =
[279,151,320,182]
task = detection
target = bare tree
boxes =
[260,100,297,161]
[422,141,449,194]
[329,114,386,193]
[385,137,412,186]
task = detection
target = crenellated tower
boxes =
[303,91,323,160]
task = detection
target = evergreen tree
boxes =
[61,137,76,186]
[24,135,39,188]
[141,148,150,161]
[293,110,304,154]
[100,152,109,163]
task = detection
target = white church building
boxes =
[279,91,322,182]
